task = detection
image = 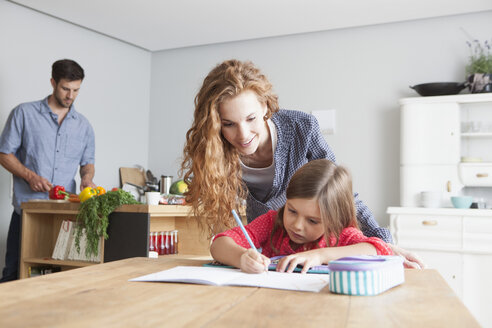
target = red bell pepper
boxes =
[49,185,69,200]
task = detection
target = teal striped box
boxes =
[328,256,404,296]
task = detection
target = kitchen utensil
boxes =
[410,82,468,96]
[420,191,442,208]
[146,170,158,185]
[160,176,173,194]
[145,182,159,192]
[145,192,161,205]
[119,167,146,187]
[450,196,473,209]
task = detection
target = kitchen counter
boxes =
[19,201,212,279]
[387,206,492,216]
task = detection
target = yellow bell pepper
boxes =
[96,186,106,195]
[79,187,97,202]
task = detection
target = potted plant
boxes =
[466,39,492,93]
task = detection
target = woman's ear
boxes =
[262,103,269,121]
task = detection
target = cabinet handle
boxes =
[476,173,489,178]
[422,220,438,226]
[446,181,451,192]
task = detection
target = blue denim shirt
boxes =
[245,109,393,243]
[0,96,95,214]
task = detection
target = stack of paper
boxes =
[52,221,101,262]
[67,228,101,262]
[52,220,75,260]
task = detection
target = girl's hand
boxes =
[389,244,425,269]
[276,251,322,274]
[240,249,271,274]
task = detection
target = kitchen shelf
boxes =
[461,132,492,138]
[19,201,213,279]
[24,257,97,267]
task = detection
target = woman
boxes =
[181,59,423,268]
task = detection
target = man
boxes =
[0,59,96,282]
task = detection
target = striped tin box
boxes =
[328,255,404,296]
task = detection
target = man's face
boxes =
[51,78,82,109]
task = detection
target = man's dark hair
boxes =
[52,59,84,83]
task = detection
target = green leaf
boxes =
[75,189,139,258]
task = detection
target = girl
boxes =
[210,159,393,274]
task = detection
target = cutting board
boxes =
[119,167,146,187]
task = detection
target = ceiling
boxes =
[8,0,492,52]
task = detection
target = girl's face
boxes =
[283,198,324,246]
[218,90,269,156]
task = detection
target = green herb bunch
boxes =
[75,189,139,258]
[466,39,492,75]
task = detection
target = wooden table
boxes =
[0,256,479,327]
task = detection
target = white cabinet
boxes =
[415,250,463,298]
[400,94,492,207]
[463,254,492,327]
[400,165,461,208]
[395,94,492,327]
[400,102,460,165]
[388,207,492,327]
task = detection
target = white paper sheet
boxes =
[129,266,330,293]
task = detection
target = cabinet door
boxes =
[463,254,492,328]
[401,103,460,165]
[409,249,463,298]
[463,216,492,252]
[400,165,462,207]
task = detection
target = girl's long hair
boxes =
[181,59,279,237]
[271,159,358,251]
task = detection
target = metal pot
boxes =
[409,82,468,97]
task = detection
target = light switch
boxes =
[311,109,336,135]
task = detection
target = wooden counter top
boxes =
[0,256,479,327]
[21,200,193,216]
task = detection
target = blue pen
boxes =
[232,209,257,252]
[232,209,268,272]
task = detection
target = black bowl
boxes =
[410,82,468,97]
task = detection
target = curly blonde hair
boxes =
[181,59,279,237]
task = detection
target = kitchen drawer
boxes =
[459,163,492,186]
[394,214,461,231]
[392,214,462,249]
[463,216,492,252]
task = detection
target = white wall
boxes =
[1,0,491,274]
[148,11,492,229]
[0,1,151,271]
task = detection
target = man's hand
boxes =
[389,244,425,269]
[27,172,52,192]
[80,178,97,191]
[0,153,52,192]
[79,163,96,191]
